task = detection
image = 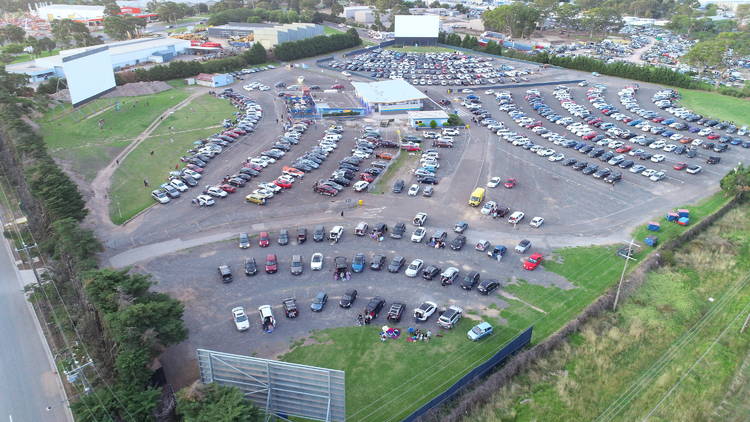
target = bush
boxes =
[3,43,25,54]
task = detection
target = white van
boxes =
[324,134,342,142]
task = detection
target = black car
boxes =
[364,297,386,320]
[313,225,325,242]
[297,228,307,243]
[477,279,500,295]
[563,158,578,166]
[370,255,386,270]
[390,222,406,239]
[572,161,587,171]
[604,171,622,184]
[387,303,405,322]
[593,168,611,179]
[450,235,466,250]
[460,271,480,290]
[339,289,358,308]
[244,258,257,276]
[388,256,405,273]
[417,176,439,185]
[706,156,720,164]
[618,160,634,169]
[687,148,697,158]
[422,265,441,280]
[278,229,289,246]
[582,164,599,175]
[218,265,233,283]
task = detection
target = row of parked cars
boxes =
[151,91,262,206]
[312,125,398,196]
[329,49,535,86]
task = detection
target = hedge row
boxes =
[274,29,361,62]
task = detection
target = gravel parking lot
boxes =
[141,223,570,386]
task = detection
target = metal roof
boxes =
[351,79,427,104]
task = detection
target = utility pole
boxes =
[613,238,638,312]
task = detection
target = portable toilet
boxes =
[644,236,658,247]
[647,222,661,231]
[678,209,689,218]
[678,217,689,226]
[666,212,678,222]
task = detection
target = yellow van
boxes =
[469,187,485,207]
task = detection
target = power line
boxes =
[0,173,121,422]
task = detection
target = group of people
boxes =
[407,327,432,342]
[355,313,373,326]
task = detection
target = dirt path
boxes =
[87,91,205,230]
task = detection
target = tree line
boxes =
[273,28,361,61]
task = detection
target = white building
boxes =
[343,6,374,25]
[6,37,190,83]
[352,79,428,112]
[699,0,750,10]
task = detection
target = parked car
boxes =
[467,321,493,341]
[438,305,463,329]
[232,306,250,331]
[282,298,299,318]
[405,259,424,277]
[388,256,405,273]
[414,301,438,322]
[310,291,328,312]
[339,289,358,308]
[290,254,304,275]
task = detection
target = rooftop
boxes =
[351,79,427,104]
[34,37,190,67]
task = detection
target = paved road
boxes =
[0,232,71,422]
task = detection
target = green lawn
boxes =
[108,93,235,224]
[10,49,60,64]
[279,193,731,420]
[39,87,192,181]
[678,89,750,127]
[470,202,750,422]
[386,45,458,53]
[371,151,413,194]
[324,26,345,35]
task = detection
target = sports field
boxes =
[468,196,750,422]
[678,89,750,128]
[109,93,236,224]
[280,193,730,421]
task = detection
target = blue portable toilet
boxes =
[678,209,689,218]
[678,217,689,226]
[647,222,660,231]
[644,236,658,247]
[666,212,678,222]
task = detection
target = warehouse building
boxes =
[6,37,190,82]
[352,79,428,113]
[207,22,323,49]
[394,15,440,46]
[342,6,375,25]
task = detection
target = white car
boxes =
[443,128,460,136]
[549,153,565,162]
[310,253,323,271]
[686,165,702,174]
[205,186,228,198]
[252,189,273,199]
[641,169,657,177]
[342,71,351,76]
[411,227,426,242]
[407,184,420,196]
[250,158,268,167]
[353,181,369,192]
[243,84,255,91]
[170,179,189,192]
[183,169,201,180]
[414,301,438,321]
[195,194,215,206]
[649,171,666,182]
[151,189,170,204]
[650,154,665,163]
[487,176,502,188]
[405,259,424,277]
[258,85,270,91]
[232,307,250,331]
[480,200,497,215]
[663,144,677,152]
[529,216,544,228]
[508,211,525,224]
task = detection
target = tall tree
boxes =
[483,3,541,38]
[177,384,263,422]
[683,38,726,74]
[157,1,186,23]
[103,1,122,17]
[103,15,145,40]
[555,3,581,30]
[0,24,25,44]
[51,19,95,47]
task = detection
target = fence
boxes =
[402,326,533,422]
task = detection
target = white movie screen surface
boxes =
[62,47,116,106]
[394,15,439,38]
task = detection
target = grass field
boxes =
[40,87,193,181]
[371,151,414,194]
[324,26,345,35]
[386,45,457,53]
[279,193,731,421]
[10,49,60,64]
[108,93,236,224]
[469,201,750,422]
[678,89,750,128]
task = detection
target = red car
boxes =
[331,84,344,89]
[615,145,632,153]
[259,232,270,247]
[187,163,204,173]
[220,184,237,193]
[274,178,292,189]
[244,163,264,171]
[582,132,598,140]
[707,133,720,140]
[401,143,421,152]
[222,131,240,139]
[503,178,517,189]
[652,117,665,123]
[523,253,543,270]
[265,254,278,274]
[360,173,375,183]
[673,162,687,170]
